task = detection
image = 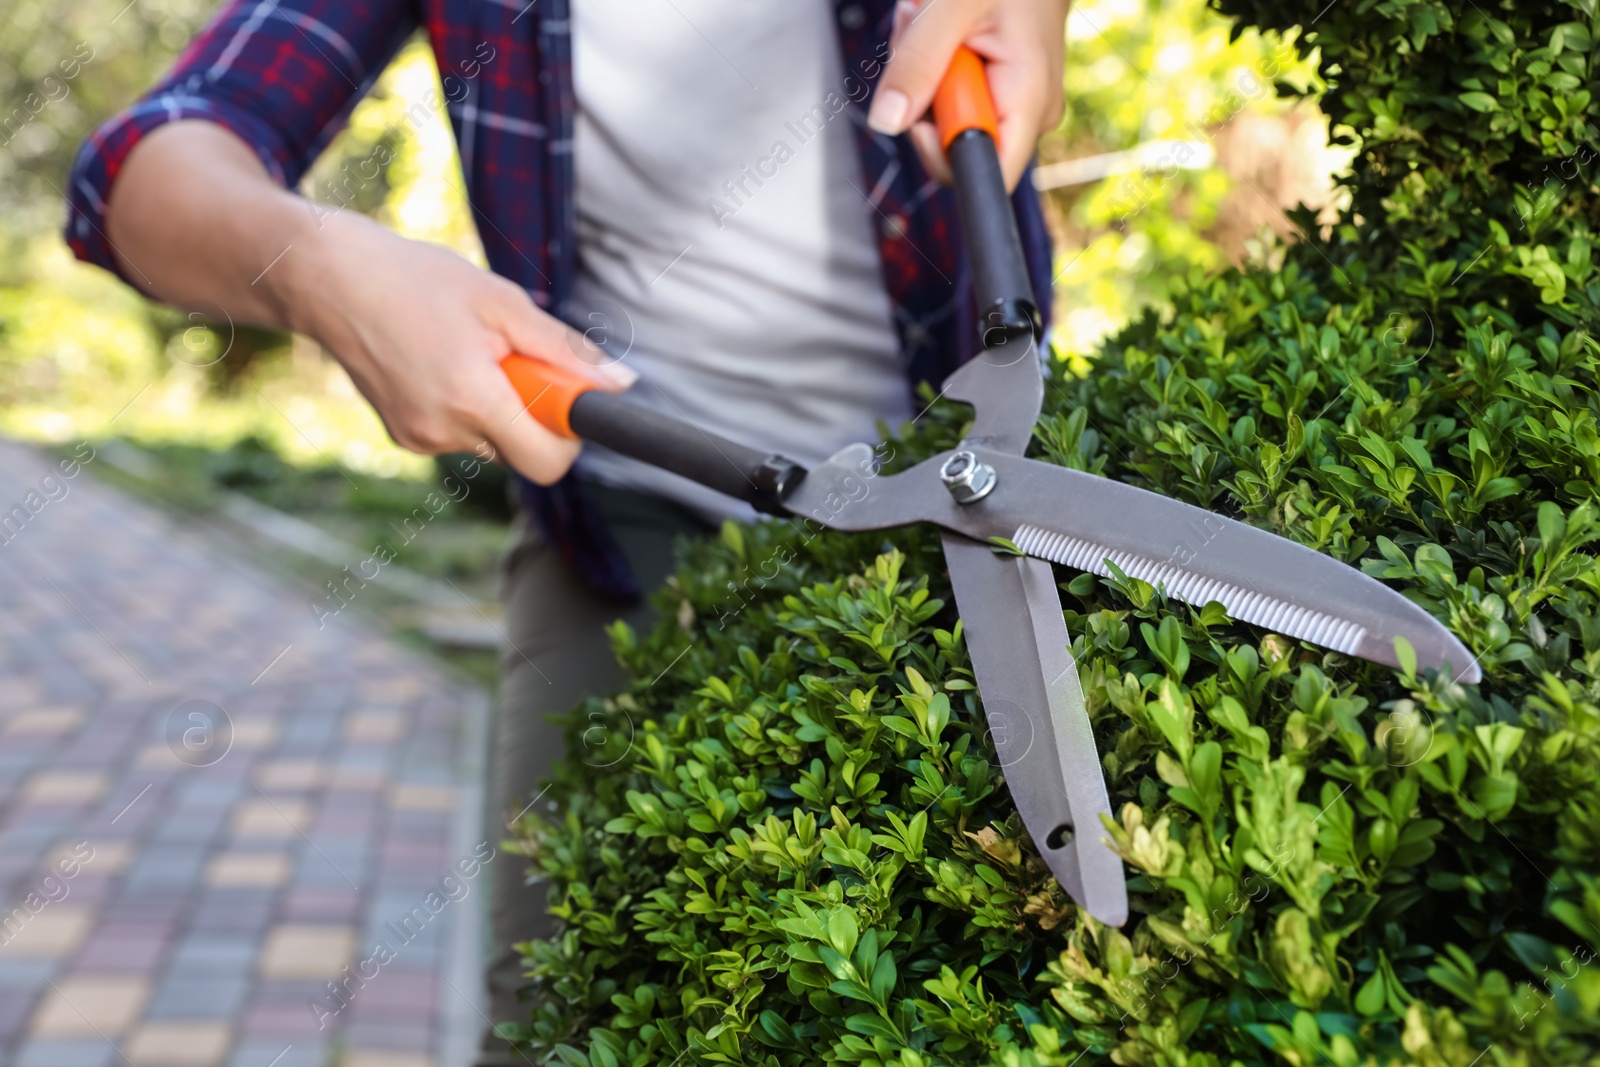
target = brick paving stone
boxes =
[342,1021,435,1055]
[189,891,278,936]
[258,926,355,980]
[126,1020,233,1066]
[301,841,370,874]
[2,816,79,852]
[289,855,365,890]
[344,711,406,742]
[205,854,293,889]
[145,976,253,1021]
[279,717,340,753]
[282,887,361,923]
[225,1039,325,1067]
[72,929,168,973]
[347,995,437,1026]
[50,839,133,875]
[4,708,84,735]
[344,1052,432,1067]
[13,1037,117,1067]
[137,744,195,772]
[0,958,60,990]
[252,979,331,1008]
[253,761,327,792]
[101,894,191,926]
[0,440,486,1066]
[178,777,250,807]
[123,846,209,893]
[167,936,260,978]
[358,966,436,1013]
[29,974,149,1037]
[0,905,94,958]
[307,812,381,841]
[0,989,36,1042]
[153,809,234,844]
[237,1002,328,1040]
[21,771,109,806]
[326,768,387,792]
[231,798,311,839]
[229,719,280,751]
[55,875,118,909]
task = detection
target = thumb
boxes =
[485,281,637,392]
[867,0,988,137]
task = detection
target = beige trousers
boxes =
[475,486,710,1067]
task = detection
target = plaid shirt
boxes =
[66,0,1054,600]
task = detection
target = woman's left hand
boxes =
[867,0,1070,191]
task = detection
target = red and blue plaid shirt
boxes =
[66,0,1054,600]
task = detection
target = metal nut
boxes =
[939,450,997,504]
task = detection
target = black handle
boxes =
[947,128,1042,348]
[568,391,806,513]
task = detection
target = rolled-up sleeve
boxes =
[64,0,418,281]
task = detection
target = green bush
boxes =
[506,1,1600,1064]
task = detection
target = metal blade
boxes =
[939,337,1044,456]
[943,535,1128,925]
[786,446,1479,683]
[990,455,1481,683]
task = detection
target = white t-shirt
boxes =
[570,0,911,520]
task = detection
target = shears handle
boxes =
[499,355,804,512]
[499,50,1034,503]
[933,46,1042,347]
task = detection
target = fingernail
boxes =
[867,88,910,135]
[602,361,639,388]
[893,0,917,33]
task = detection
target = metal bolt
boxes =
[940,450,996,504]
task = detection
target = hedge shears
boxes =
[499,51,1479,925]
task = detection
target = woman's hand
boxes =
[867,0,1069,191]
[107,121,632,486]
[282,210,634,485]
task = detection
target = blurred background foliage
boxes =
[0,0,1344,570]
[1041,0,1341,362]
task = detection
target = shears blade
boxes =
[943,535,1127,925]
[785,446,1479,683]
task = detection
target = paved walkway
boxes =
[0,438,492,1067]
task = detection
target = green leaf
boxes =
[870,949,898,1001]
[986,536,1024,556]
[826,908,859,958]
[1393,635,1417,681]
[1354,971,1386,1016]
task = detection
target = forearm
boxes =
[104,120,328,336]
[100,117,624,483]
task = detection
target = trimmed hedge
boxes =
[506,1,1600,1064]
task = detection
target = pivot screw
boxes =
[940,450,997,504]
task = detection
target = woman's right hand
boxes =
[107,120,632,486]
[281,208,634,485]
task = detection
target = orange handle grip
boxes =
[499,354,601,439]
[932,46,999,150]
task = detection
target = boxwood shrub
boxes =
[505,1,1600,1064]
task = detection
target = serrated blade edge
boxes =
[1013,522,1369,655]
